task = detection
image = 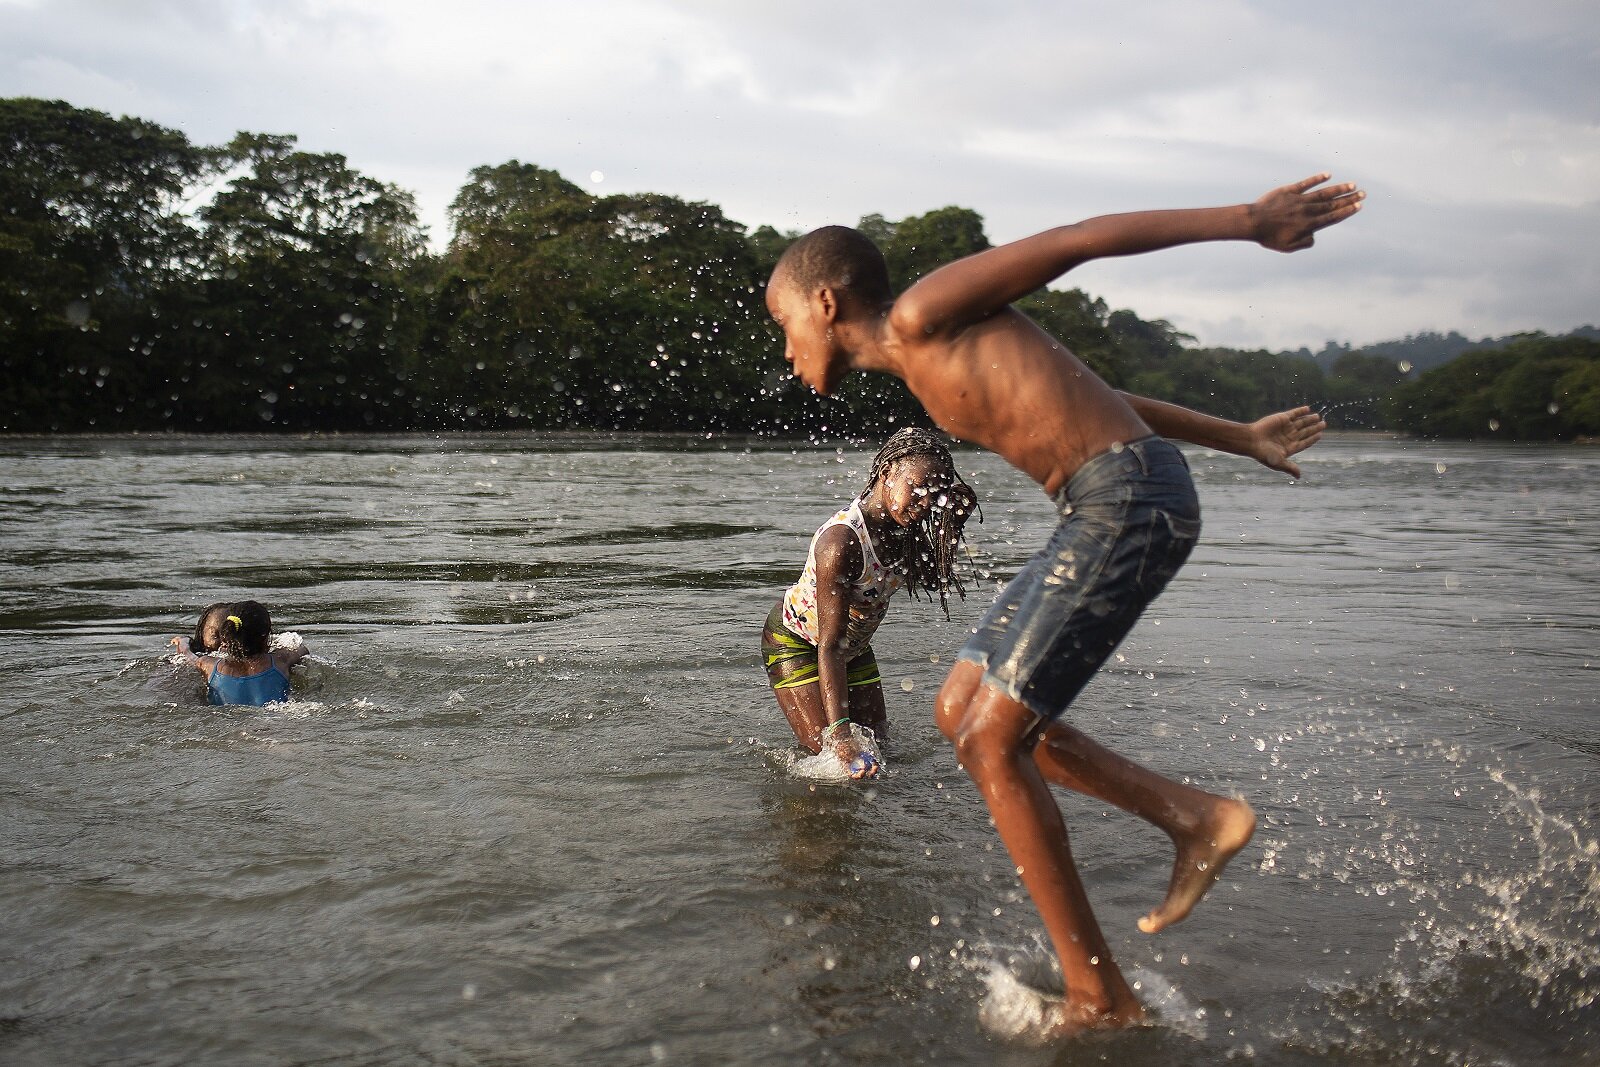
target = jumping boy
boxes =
[764,174,1363,1035]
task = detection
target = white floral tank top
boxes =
[781,499,902,657]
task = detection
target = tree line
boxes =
[4,98,1596,440]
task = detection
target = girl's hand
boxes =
[171,636,190,652]
[847,751,881,779]
[832,736,881,779]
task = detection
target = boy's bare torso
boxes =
[885,305,1149,497]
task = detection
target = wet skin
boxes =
[767,175,1362,1034]
[770,454,952,779]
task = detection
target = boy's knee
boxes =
[948,714,1030,777]
[935,688,962,743]
[938,676,1039,774]
[935,664,983,742]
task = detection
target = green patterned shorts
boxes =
[761,602,881,691]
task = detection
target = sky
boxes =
[3,0,1597,351]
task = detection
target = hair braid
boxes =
[861,427,980,615]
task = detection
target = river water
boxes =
[1,432,1595,1066]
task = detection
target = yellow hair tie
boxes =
[227,615,243,627]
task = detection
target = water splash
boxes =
[1325,748,1600,1018]
[1420,762,1600,1012]
[974,948,1204,1044]
[977,961,1063,1044]
[1294,741,1600,1059]
[769,724,886,784]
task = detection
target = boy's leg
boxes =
[1030,720,1255,933]
[938,661,1144,1032]
[939,660,1256,934]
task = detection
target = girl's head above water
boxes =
[861,427,979,612]
[214,600,273,659]
[192,602,235,654]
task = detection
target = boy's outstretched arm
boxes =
[1120,394,1326,478]
[893,175,1363,337]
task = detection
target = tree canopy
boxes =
[3,97,1594,441]
[1386,335,1600,440]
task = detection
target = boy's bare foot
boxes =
[980,984,1145,1043]
[1036,994,1146,1040]
[1138,796,1257,934]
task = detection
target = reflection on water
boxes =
[0,432,1595,1066]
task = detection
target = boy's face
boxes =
[765,272,844,396]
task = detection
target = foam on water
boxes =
[975,951,1204,1045]
[774,724,886,783]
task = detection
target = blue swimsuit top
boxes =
[207,659,291,707]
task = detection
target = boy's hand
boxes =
[1247,405,1325,478]
[1250,174,1364,252]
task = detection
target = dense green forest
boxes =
[4,98,1596,440]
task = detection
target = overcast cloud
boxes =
[3,0,1596,350]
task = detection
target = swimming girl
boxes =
[171,600,307,707]
[762,427,978,778]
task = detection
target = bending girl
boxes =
[762,428,978,778]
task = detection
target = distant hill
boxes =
[1283,326,1600,374]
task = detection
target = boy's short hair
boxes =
[773,226,893,306]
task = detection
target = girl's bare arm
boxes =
[169,637,214,676]
[810,525,862,739]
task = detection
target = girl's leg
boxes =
[773,682,830,753]
[847,680,887,743]
[772,679,887,751]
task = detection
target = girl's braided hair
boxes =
[861,427,979,615]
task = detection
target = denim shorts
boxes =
[957,436,1201,727]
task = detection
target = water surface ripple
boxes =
[1,433,1595,1065]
